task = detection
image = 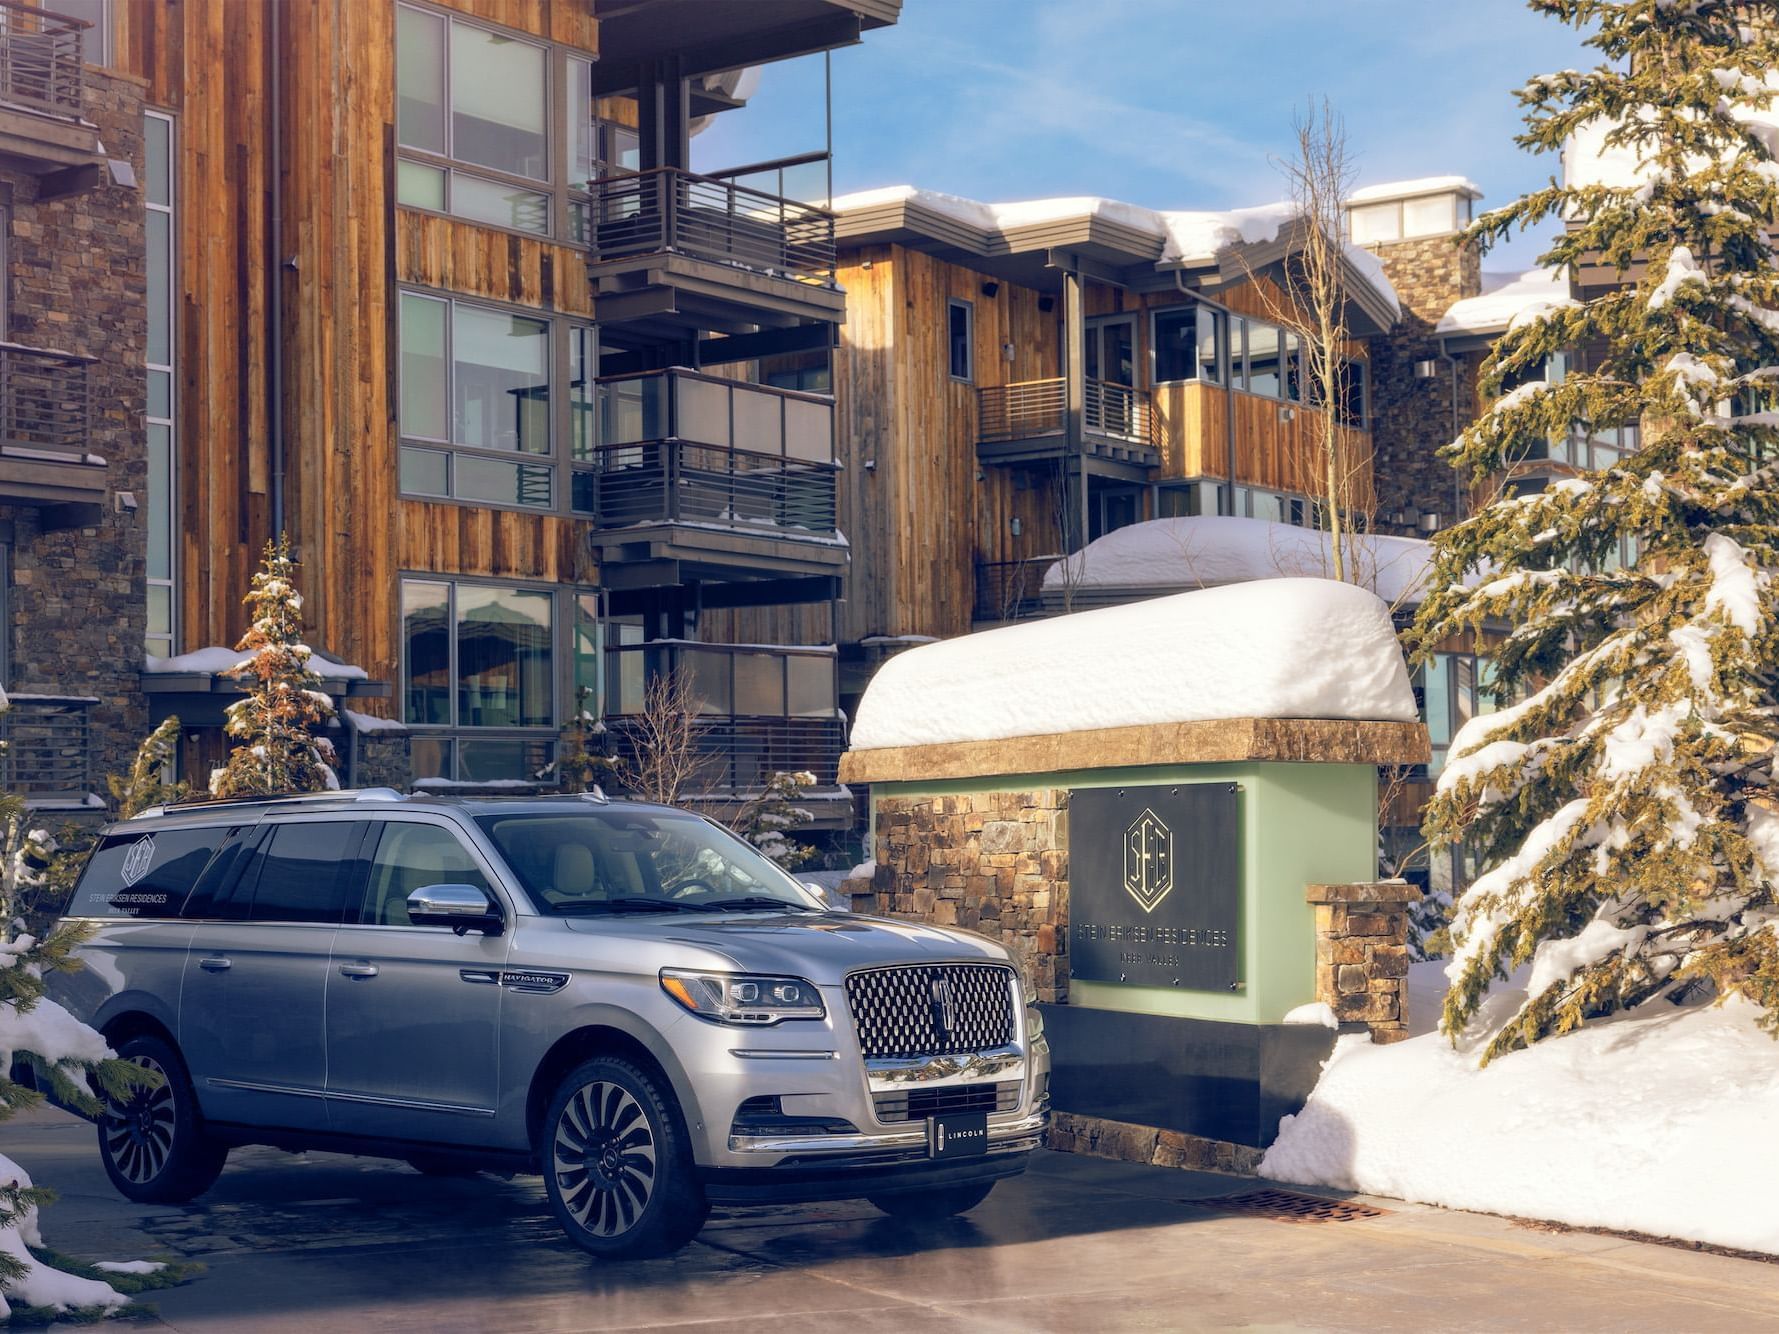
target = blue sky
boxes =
[692,0,1596,274]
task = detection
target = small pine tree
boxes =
[211,538,339,798]
[1412,1,1779,1061]
[0,695,152,1316]
[548,687,621,794]
[110,715,187,819]
[732,770,818,869]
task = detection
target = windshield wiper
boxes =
[701,896,818,913]
[551,897,714,915]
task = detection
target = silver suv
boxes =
[52,790,1049,1257]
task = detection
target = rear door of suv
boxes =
[178,816,371,1130]
[324,816,512,1142]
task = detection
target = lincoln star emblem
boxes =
[1123,808,1174,913]
[119,836,156,888]
[930,977,958,1038]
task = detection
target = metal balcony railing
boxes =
[602,642,844,794]
[586,166,838,286]
[977,377,1156,449]
[0,694,91,801]
[973,556,1063,623]
[0,1,87,121]
[574,369,838,537]
[0,341,92,461]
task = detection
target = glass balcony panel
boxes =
[599,375,666,446]
[786,654,834,718]
[733,652,784,717]
[675,375,730,447]
[731,384,783,455]
[679,650,733,715]
[783,396,833,462]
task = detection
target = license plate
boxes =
[928,1111,988,1159]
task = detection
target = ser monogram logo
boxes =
[119,836,157,888]
[1122,808,1174,913]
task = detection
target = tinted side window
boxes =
[237,821,367,925]
[68,826,230,919]
[357,822,491,928]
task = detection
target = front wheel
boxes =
[542,1056,708,1259]
[98,1034,229,1204]
[868,1180,996,1220]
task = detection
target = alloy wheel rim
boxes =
[552,1080,657,1236]
[103,1054,176,1184]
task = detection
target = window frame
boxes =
[947,297,974,383]
[145,109,177,659]
[400,573,577,784]
[349,815,509,929]
[397,284,591,514]
[394,0,586,242]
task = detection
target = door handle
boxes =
[338,962,380,979]
[198,956,231,972]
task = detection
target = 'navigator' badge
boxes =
[1122,808,1174,913]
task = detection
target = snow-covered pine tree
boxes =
[211,537,339,798]
[0,695,156,1317]
[1412,0,1779,1062]
[109,716,187,819]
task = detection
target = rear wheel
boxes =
[541,1056,708,1259]
[868,1180,996,1221]
[98,1034,228,1204]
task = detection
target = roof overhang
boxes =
[593,0,902,90]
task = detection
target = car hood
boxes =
[560,910,1011,979]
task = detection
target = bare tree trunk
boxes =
[618,672,704,806]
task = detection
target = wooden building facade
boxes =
[73,0,900,822]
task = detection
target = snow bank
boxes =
[1264,969,1779,1256]
[1437,268,1576,335]
[849,578,1417,751]
[1043,515,1438,606]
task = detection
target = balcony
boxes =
[0,343,103,526]
[603,641,849,826]
[973,555,1062,625]
[580,369,845,589]
[977,378,1161,470]
[0,694,93,806]
[0,2,106,182]
[585,166,846,333]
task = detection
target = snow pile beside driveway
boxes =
[849,578,1417,751]
[1263,968,1779,1255]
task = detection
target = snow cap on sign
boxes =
[848,578,1417,752]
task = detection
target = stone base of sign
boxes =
[1306,881,1422,1043]
[845,789,1070,1003]
[1045,1110,1263,1176]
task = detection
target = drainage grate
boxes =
[1199,1189,1387,1223]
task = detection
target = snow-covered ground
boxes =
[1263,962,1779,1255]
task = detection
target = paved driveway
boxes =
[15,1106,1779,1332]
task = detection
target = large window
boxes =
[145,111,176,659]
[1151,303,1228,385]
[398,290,567,509]
[403,577,567,782]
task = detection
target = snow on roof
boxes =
[1437,267,1577,336]
[831,185,1301,266]
[848,578,1417,752]
[343,708,406,734]
[1347,175,1484,204]
[833,186,1399,316]
[145,644,370,681]
[1042,515,1438,606]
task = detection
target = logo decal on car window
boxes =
[119,836,157,888]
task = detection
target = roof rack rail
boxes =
[136,787,407,819]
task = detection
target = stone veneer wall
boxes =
[0,68,150,787]
[847,790,1070,1002]
[1362,232,1484,538]
[1306,881,1419,1043]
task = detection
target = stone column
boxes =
[1305,881,1420,1043]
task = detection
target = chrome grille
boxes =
[874,1081,1022,1124]
[845,963,1016,1060]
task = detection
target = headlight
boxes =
[659,969,826,1026]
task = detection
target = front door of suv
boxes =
[324,818,510,1142]
[179,818,370,1130]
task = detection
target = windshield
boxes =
[474,808,825,915]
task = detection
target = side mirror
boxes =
[407,883,503,935]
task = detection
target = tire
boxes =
[867,1180,996,1221]
[541,1056,708,1259]
[97,1034,229,1204]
